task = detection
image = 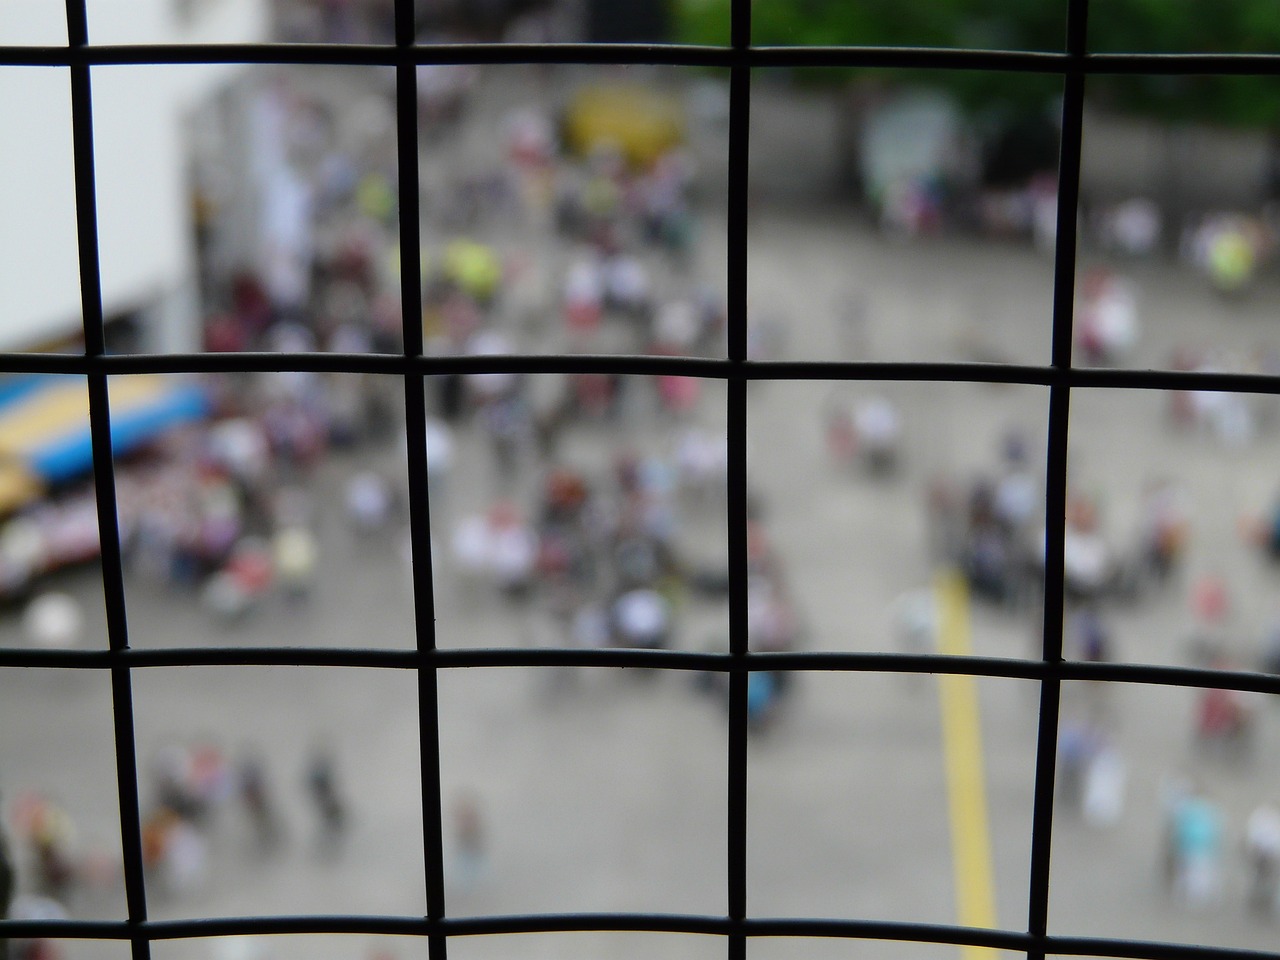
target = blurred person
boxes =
[429,288,481,356]
[890,587,937,657]
[1193,380,1256,448]
[854,396,902,475]
[450,792,487,891]
[150,746,200,822]
[1061,495,1113,602]
[603,253,652,321]
[320,370,368,449]
[610,587,671,651]
[264,318,316,357]
[1081,738,1127,829]
[449,513,492,603]
[203,311,250,353]
[1057,716,1103,818]
[1068,605,1112,664]
[263,397,328,470]
[443,240,502,307]
[0,820,10,960]
[562,256,605,341]
[140,802,207,900]
[1138,478,1190,583]
[1076,268,1139,365]
[1188,572,1230,664]
[487,503,538,605]
[527,372,573,459]
[824,394,902,476]
[1262,614,1280,676]
[1194,683,1253,756]
[346,471,396,536]
[610,530,665,594]
[11,795,75,903]
[370,293,403,355]
[417,64,478,130]
[880,175,943,237]
[966,523,1017,606]
[140,806,176,884]
[570,372,622,421]
[1166,345,1204,429]
[747,574,800,653]
[305,745,347,854]
[0,516,42,599]
[675,427,727,502]
[653,299,701,355]
[478,387,533,482]
[506,106,555,174]
[1098,198,1162,257]
[692,637,730,703]
[746,671,781,733]
[834,289,870,358]
[1160,776,1192,895]
[502,252,554,336]
[571,601,610,651]
[993,430,1037,532]
[161,816,208,898]
[1244,802,1280,918]
[206,539,274,623]
[202,569,255,624]
[272,525,318,603]
[237,752,281,854]
[188,742,234,815]
[207,418,272,489]
[642,149,697,262]
[655,368,701,418]
[925,475,967,565]
[7,893,66,960]
[693,290,728,356]
[423,415,456,507]
[1192,215,1258,296]
[1248,492,1280,566]
[746,307,787,361]
[1173,790,1226,907]
[21,593,82,650]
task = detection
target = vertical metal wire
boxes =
[1026,0,1091,956]
[725,1,752,959]
[393,1,449,956]
[62,2,151,958]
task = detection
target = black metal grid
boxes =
[4,1,1280,959]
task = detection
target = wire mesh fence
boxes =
[3,2,1280,960]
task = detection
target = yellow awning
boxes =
[563,85,685,169]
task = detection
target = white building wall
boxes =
[0,0,267,352]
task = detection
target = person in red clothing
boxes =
[1194,684,1252,753]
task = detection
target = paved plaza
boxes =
[4,65,1280,960]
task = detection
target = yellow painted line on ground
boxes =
[935,569,999,960]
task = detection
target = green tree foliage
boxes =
[673,0,1280,127]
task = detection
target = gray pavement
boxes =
[5,64,1280,960]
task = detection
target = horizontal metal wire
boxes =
[3,644,1279,694]
[3,913,1279,960]
[0,913,978,944]
[4,42,1280,75]
[4,352,1280,396]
